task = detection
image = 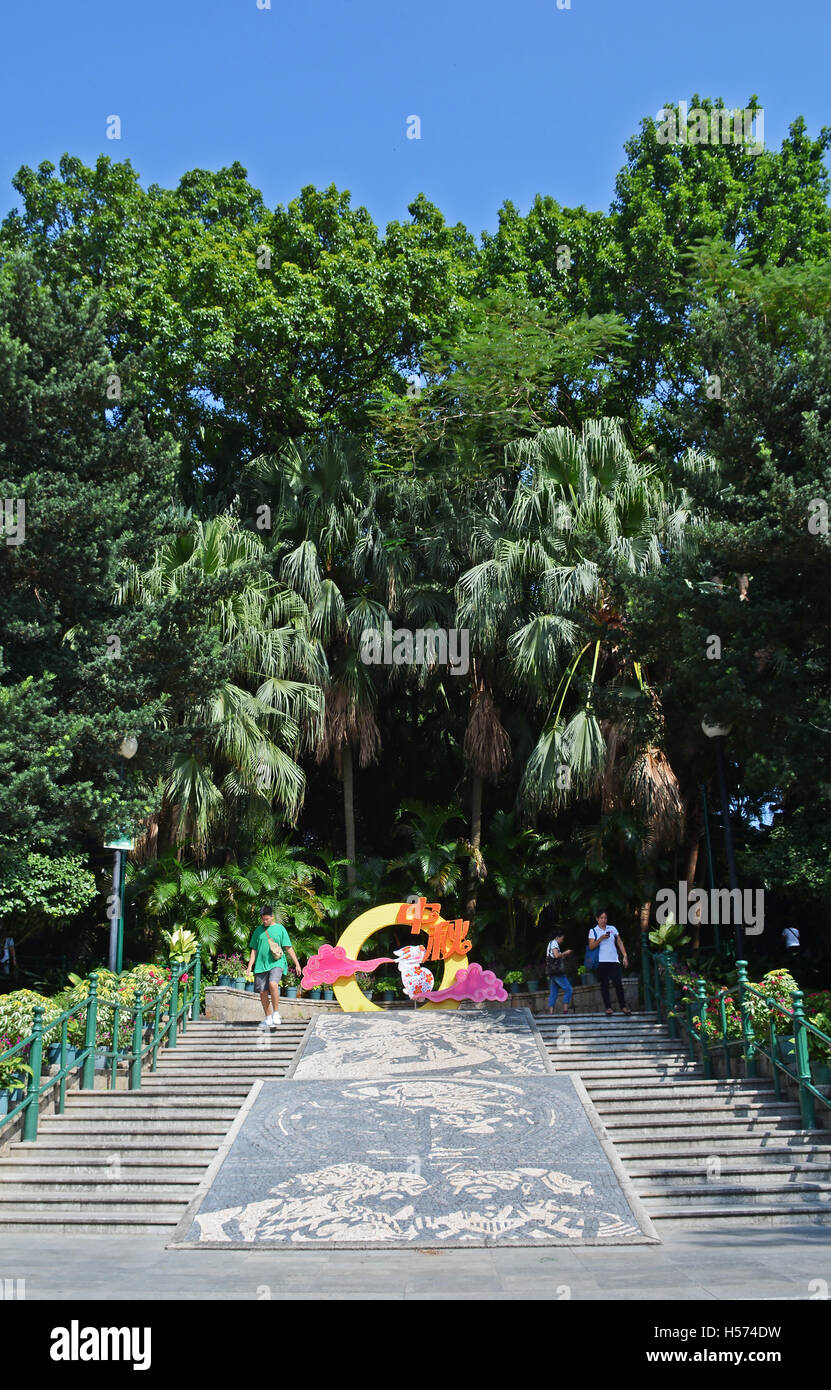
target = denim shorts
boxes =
[254,966,284,991]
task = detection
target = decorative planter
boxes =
[508,982,523,995]
[526,980,540,993]
[382,991,396,1002]
[47,1042,83,1068]
[218,975,232,988]
[231,978,247,991]
[284,987,298,999]
[309,989,321,1001]
[777,1036,796,1069]
[0,1092,8,1118]
[323,988,334,1001]
[244,982,255,993]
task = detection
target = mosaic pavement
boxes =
[291,1007,548,1079]
[174,1072,655,1248]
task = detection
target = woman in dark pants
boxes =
[588,911,631,1016]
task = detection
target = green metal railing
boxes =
[641,932,831,1131]
[0,950,202,1145]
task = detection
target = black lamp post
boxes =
[701,720,742,958]
[105,736,138,972]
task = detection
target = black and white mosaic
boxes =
[178,1074,652,1247]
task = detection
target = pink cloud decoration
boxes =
[301,943,394,990]
[424,962,508,1004]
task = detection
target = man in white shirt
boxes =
[589,911,630,1016]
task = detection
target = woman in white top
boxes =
[589,911,630,1016]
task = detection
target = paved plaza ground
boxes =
[3,1225,830,1300]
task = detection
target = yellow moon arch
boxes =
[332,903,467,1012]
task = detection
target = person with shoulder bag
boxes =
[246,905,302,1030]
[545,932,574,1015]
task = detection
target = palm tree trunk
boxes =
[464,773,483,925]
[342,742,357,886]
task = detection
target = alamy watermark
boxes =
[3,498,25,546]
[656,102,764,155]
[656,882,764,935]
[360,622,469,676]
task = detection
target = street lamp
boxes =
[104,736,138,972]
[701,720,742,958]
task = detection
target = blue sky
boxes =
[1,0,829,237]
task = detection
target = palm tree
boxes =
[462,421,699,869]
[118,513,324,858]
[386,801,478,904]
[250,435,396,884]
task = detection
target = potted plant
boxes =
[807,1002,831,1085]
[526,973,540,993]
[322,986,334,1001]
[309,987,322,1001]
[284,971,300,999]
[356,972,375,1000]
[215,953,243,988]
[375,976,399,1003]
[0,1056,34,1114]
[504,970,524,995]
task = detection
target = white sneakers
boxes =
[268,1013,281,1028]
[257,1019,270,1030]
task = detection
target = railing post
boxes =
[22,1006,43,1142]
[81,972,99,1090]
[718,990,731,1079]
[191,947,202,1021]
[130,995,144,1091]
[695,980,711,1079]
[736,961,755,1079]
[665,952,679,1040]
[792,990,816,1132]
[169,964,181,1049]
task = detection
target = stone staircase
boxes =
[0,1018,308,1233]
[537,1010,831,1226]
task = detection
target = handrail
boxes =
[0,950,202,1144]
[639,932,831,1132]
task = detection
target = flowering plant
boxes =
[215,952,246,979]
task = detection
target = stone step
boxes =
[544,1045,686,1050]
[0,1164,207,1184]
[0,1186,195,1206]
[615,1133,831,1157]
[10,1137,219,1156]
[592,1099,797,1117]
[588,1090,779,1107]
[648,1205,831,1226]
[603,1117,805,1139]
[30,1120,232,1137]
[635,1173,831,1194]
[625,1155,831,1177]
[65,1096,242,1113]
[0,1210,180,1232]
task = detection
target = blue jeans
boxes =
[548,975,573,1010]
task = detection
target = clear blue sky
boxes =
[1,0,829,237]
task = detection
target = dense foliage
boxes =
[1,96,830,977]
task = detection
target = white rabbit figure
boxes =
[393,945,434,1000]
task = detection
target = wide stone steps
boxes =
[539,1011,831,1226]
[0,1017,307,1232]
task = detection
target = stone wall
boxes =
[205,976,642,1022]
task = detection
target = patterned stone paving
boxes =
[291,1008,548,1080]
[175,1067,656,1247]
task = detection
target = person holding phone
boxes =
[589,910,631,1017]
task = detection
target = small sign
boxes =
[104,836,135,851]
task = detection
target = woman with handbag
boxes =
[545,933,574,1015]
[246,905,302,1030]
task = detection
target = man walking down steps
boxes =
[246,905,302,1030]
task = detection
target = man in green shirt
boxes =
[246,906,302,1029]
